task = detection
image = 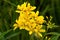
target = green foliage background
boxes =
[0,0,60,40]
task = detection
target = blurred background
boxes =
[0,0,60,40]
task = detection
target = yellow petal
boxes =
[13,23,17,27]
[29,31,33,35]
[37,25,42,29]
[27,3,30,7]
[25,27,30,31]
[16,10,20,13]
[19,26,25,30]
[30,6,36,10]
[39,29,45,32]
[34,29,38,33]
[36,11,39,16]
[13,26,17,30]
[38,33,42,37]
[17,5,21,9]
[38,16,44,20]
[23,2,27,7]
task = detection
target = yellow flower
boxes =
[13,2,45,37]
[16,2,36,14]
[34,25,45,37]
[27,3,36,11]
[37,16,45,24]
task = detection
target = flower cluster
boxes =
[13,2,45,37]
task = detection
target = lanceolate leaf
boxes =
[47,32,60,36]
[50,35,59,40]
[0,29,12,39]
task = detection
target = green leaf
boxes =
[0,29,12,39]
[47,32,60,36]
[45,32,60,40]
[41,5,49,16]
[6,32,20,39]
[4,0,16,7]
[50,35,59,40]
